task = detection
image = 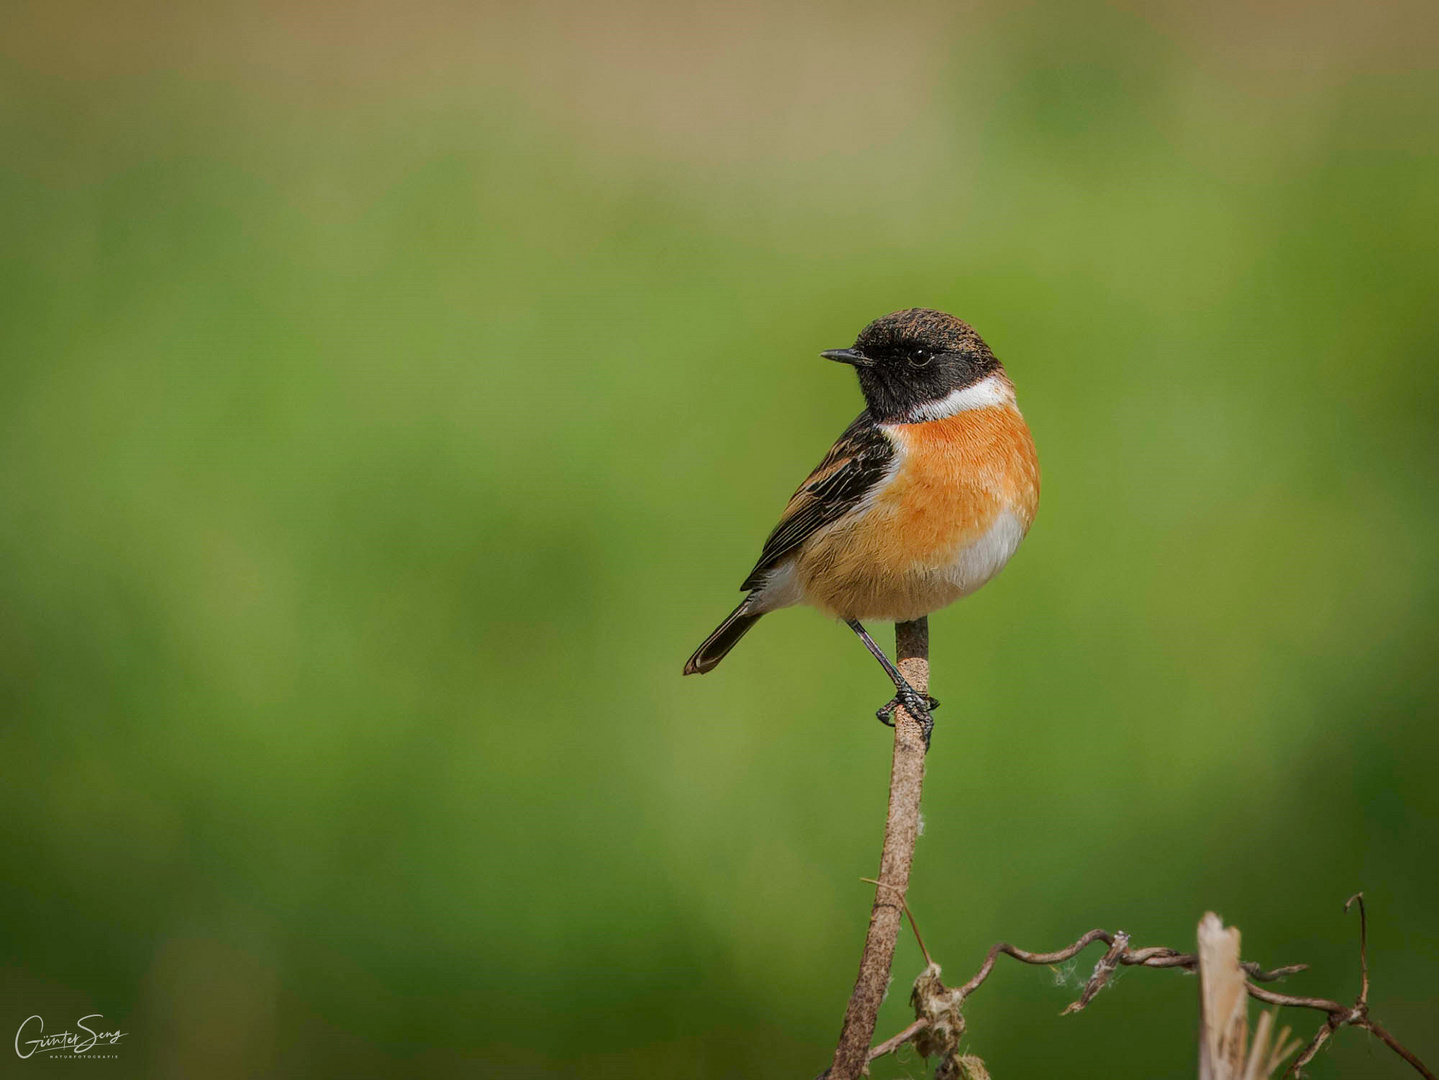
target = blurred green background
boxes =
[2,2,1436,1076]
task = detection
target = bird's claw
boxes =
[876,692,939,746]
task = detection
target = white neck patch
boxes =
[903,374,1012,422]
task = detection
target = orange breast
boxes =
[877,404,1040,563]
[790,404,1039,620]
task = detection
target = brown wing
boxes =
[740,411,895,591]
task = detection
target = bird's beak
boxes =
[821,348,872,367]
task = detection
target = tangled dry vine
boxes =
[859,894,1432,1079]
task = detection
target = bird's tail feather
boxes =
[683,601,762,675]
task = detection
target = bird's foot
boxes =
[876,691,939,746]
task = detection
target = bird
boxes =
[682,308,1039,743]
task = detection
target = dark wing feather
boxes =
[739,411,894,590]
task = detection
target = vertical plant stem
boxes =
[828,616,930,1079]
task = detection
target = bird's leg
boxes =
[845,619,936,744]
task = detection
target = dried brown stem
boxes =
[1347,892,1369,1006]
[866,1018,930,1064]
[827,617,929,1080]
[1368,1019,1437,1080]
[1062,931,1131,1015]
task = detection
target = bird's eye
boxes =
[908,347,933,367]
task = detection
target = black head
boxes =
[821,308,1003,422]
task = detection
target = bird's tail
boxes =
[683,601,762,675]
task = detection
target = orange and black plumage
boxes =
[683,308,1039,739]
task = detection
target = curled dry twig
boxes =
[866,894,1432,1080]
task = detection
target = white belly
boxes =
[944,509,1026,597]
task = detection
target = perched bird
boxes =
[682,308,1039,741]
